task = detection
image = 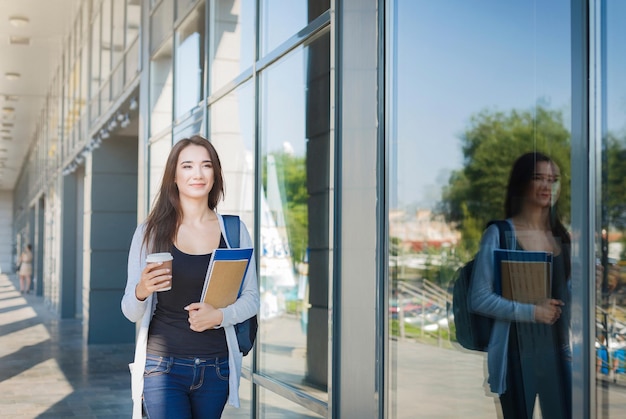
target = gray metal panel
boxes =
[334,0,380,417]
[570,0,594,417]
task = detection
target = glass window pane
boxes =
[126,0,141,46]
[260,0,328,56]
[101,0,112,78]
[176,0,198,20]
[259,30,330,405]
[209,85,256,368]
[112,0,125,68]
[149,134,172,209]
[209,81,255,233]
[209,0,255,94]
[388,1,572,418]
[150,39,174,136]
[80,45,88,121]
[173,117,203,141]
[174,3,205,119]
[150,0,174,55]
[91,12,101,99]
[258,387,324,418]
[84,0,91,35]
[597,1,626,417]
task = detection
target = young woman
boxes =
[121,135,259,419]
[18,244,33,294]
[470,152,571,418]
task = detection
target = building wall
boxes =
[83,134,138,344]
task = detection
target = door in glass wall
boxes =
[387,1,577,417]
[596,1,626,417]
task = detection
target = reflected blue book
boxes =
[493,249,553,302]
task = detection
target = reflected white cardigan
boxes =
[469,220,535,395]
[121,213,260,419]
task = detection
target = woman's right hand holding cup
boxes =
[534,299,564,324]
[135,262,172,301]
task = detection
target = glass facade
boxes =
[9,0,626,417]
[595,1,626,417]
[387,1,573,417]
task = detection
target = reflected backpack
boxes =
[450,220,511,351]
[223,214,258,356]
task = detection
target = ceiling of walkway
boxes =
[0,0,81,192]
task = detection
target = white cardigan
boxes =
[121,213,260,419]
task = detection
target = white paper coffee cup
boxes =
[146,252,173,291]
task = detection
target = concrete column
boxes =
[35,198,45,296]
[83,135,138,344]
[61,174,78,318]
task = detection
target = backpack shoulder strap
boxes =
[486,220,512,250]
[222,214,245,297]
[222,215,240,248]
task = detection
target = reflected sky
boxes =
[606,0,626,134]
[392,0,570,208]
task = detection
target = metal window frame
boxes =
[571,0,595,418]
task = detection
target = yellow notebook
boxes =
[200,248,253,308]
[494,249,552,304]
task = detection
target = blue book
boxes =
[200,247,253,308]
[493,249,552,303]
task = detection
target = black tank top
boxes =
[147,235,229,358]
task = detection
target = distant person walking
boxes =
[18,244,33,294]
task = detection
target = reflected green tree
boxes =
[263,152,308,264]
[606,134,626,259]
[440,106,571,256]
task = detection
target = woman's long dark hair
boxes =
[505,151,571,278]
[143,135,225,252]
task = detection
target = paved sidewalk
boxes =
[0,273,135,418]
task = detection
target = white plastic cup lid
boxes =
[146,252,173,262]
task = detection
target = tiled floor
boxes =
[0,274,135,418]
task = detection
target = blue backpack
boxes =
[450,220,511,351]
[223,215,258,356]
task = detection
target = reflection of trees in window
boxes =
[606,135,626,239]
[440,106,571,258]
[263,151,308,265]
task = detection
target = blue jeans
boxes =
[143,354,229,419]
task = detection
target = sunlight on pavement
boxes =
[0,294,28,311]
[0,305,37,326]
[0,358,74,418]
[0,323,50,358]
